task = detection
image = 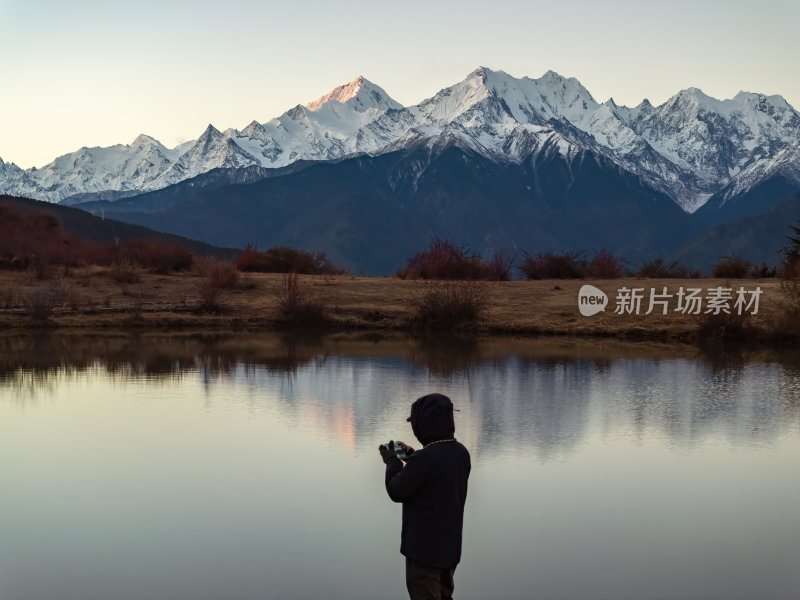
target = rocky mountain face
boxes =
[2,68,799,213]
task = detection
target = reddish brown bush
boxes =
[518,250,586,279]
[586,248,625,279]
[635,258,701,278]
[109,259,142,284]
[144,243,194,274]
[113,240,194,273]
[236,243,345,275]
[484,249,517,281]
[410,281,489,330]
[0,203,72,277]
[398,237,511,280]
[0,202,200,275]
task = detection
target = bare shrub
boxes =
[195,257,240,286]
[144,243,194,274]
[750,262,777,278]
[237,243,346,275]
[197,279,221,313]
[197,257,240,313]
[711,256,751,279]
[398,237,489,280]
[275,272,326,327]
[110,260,141,284]
[695,311,754,345]
[518,250,586,279]
[586,248,625,279]
[635,258,701,278]
[23,289,62,321]
[484,248,517,281]
[410,281,489,330]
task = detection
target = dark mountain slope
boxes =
[694,174,800,227]
[673,193,800,271]
[0,194,239,258]
[88,145,699,274]
[64,161,314,213]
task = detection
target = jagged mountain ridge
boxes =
[1,68,799,211]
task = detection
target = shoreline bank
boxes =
[0,271,794,345]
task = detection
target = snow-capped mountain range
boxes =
[2,68,799,212]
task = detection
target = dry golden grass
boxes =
[0,267,789,342]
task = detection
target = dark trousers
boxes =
[405,558,456,600]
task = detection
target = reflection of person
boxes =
[379,393,471,600]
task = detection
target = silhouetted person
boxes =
[379,393,471,600]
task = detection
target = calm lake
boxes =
[1,334,798,600]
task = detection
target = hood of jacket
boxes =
[407,393,456,446]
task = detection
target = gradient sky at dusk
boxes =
[2,0,798,169]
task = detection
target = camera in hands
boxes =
[381,440,410,461]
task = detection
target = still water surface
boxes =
[1,334,799,600]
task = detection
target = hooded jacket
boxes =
[385,393,471,568]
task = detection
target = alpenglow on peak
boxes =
[306,75,402,112]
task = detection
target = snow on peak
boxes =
[470,66,489,80]
[414,68,493,124]
[241,120,267,138]
[286,105,308,121]
[540,69,567,82]
[732,90,794,116]
[2,68,798,212]
[198,124,222,140]
[131,133,158,146]
[682,87,710,98]
[476,67,599,127]
[306,75,401,113]
[665,87,738,117]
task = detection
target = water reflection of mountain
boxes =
[1,334,798,456]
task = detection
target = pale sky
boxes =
[1,0,798,169]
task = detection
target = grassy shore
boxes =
[0,267,792,343]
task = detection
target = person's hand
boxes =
[378,442,396,463]
[395,441,415,456]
